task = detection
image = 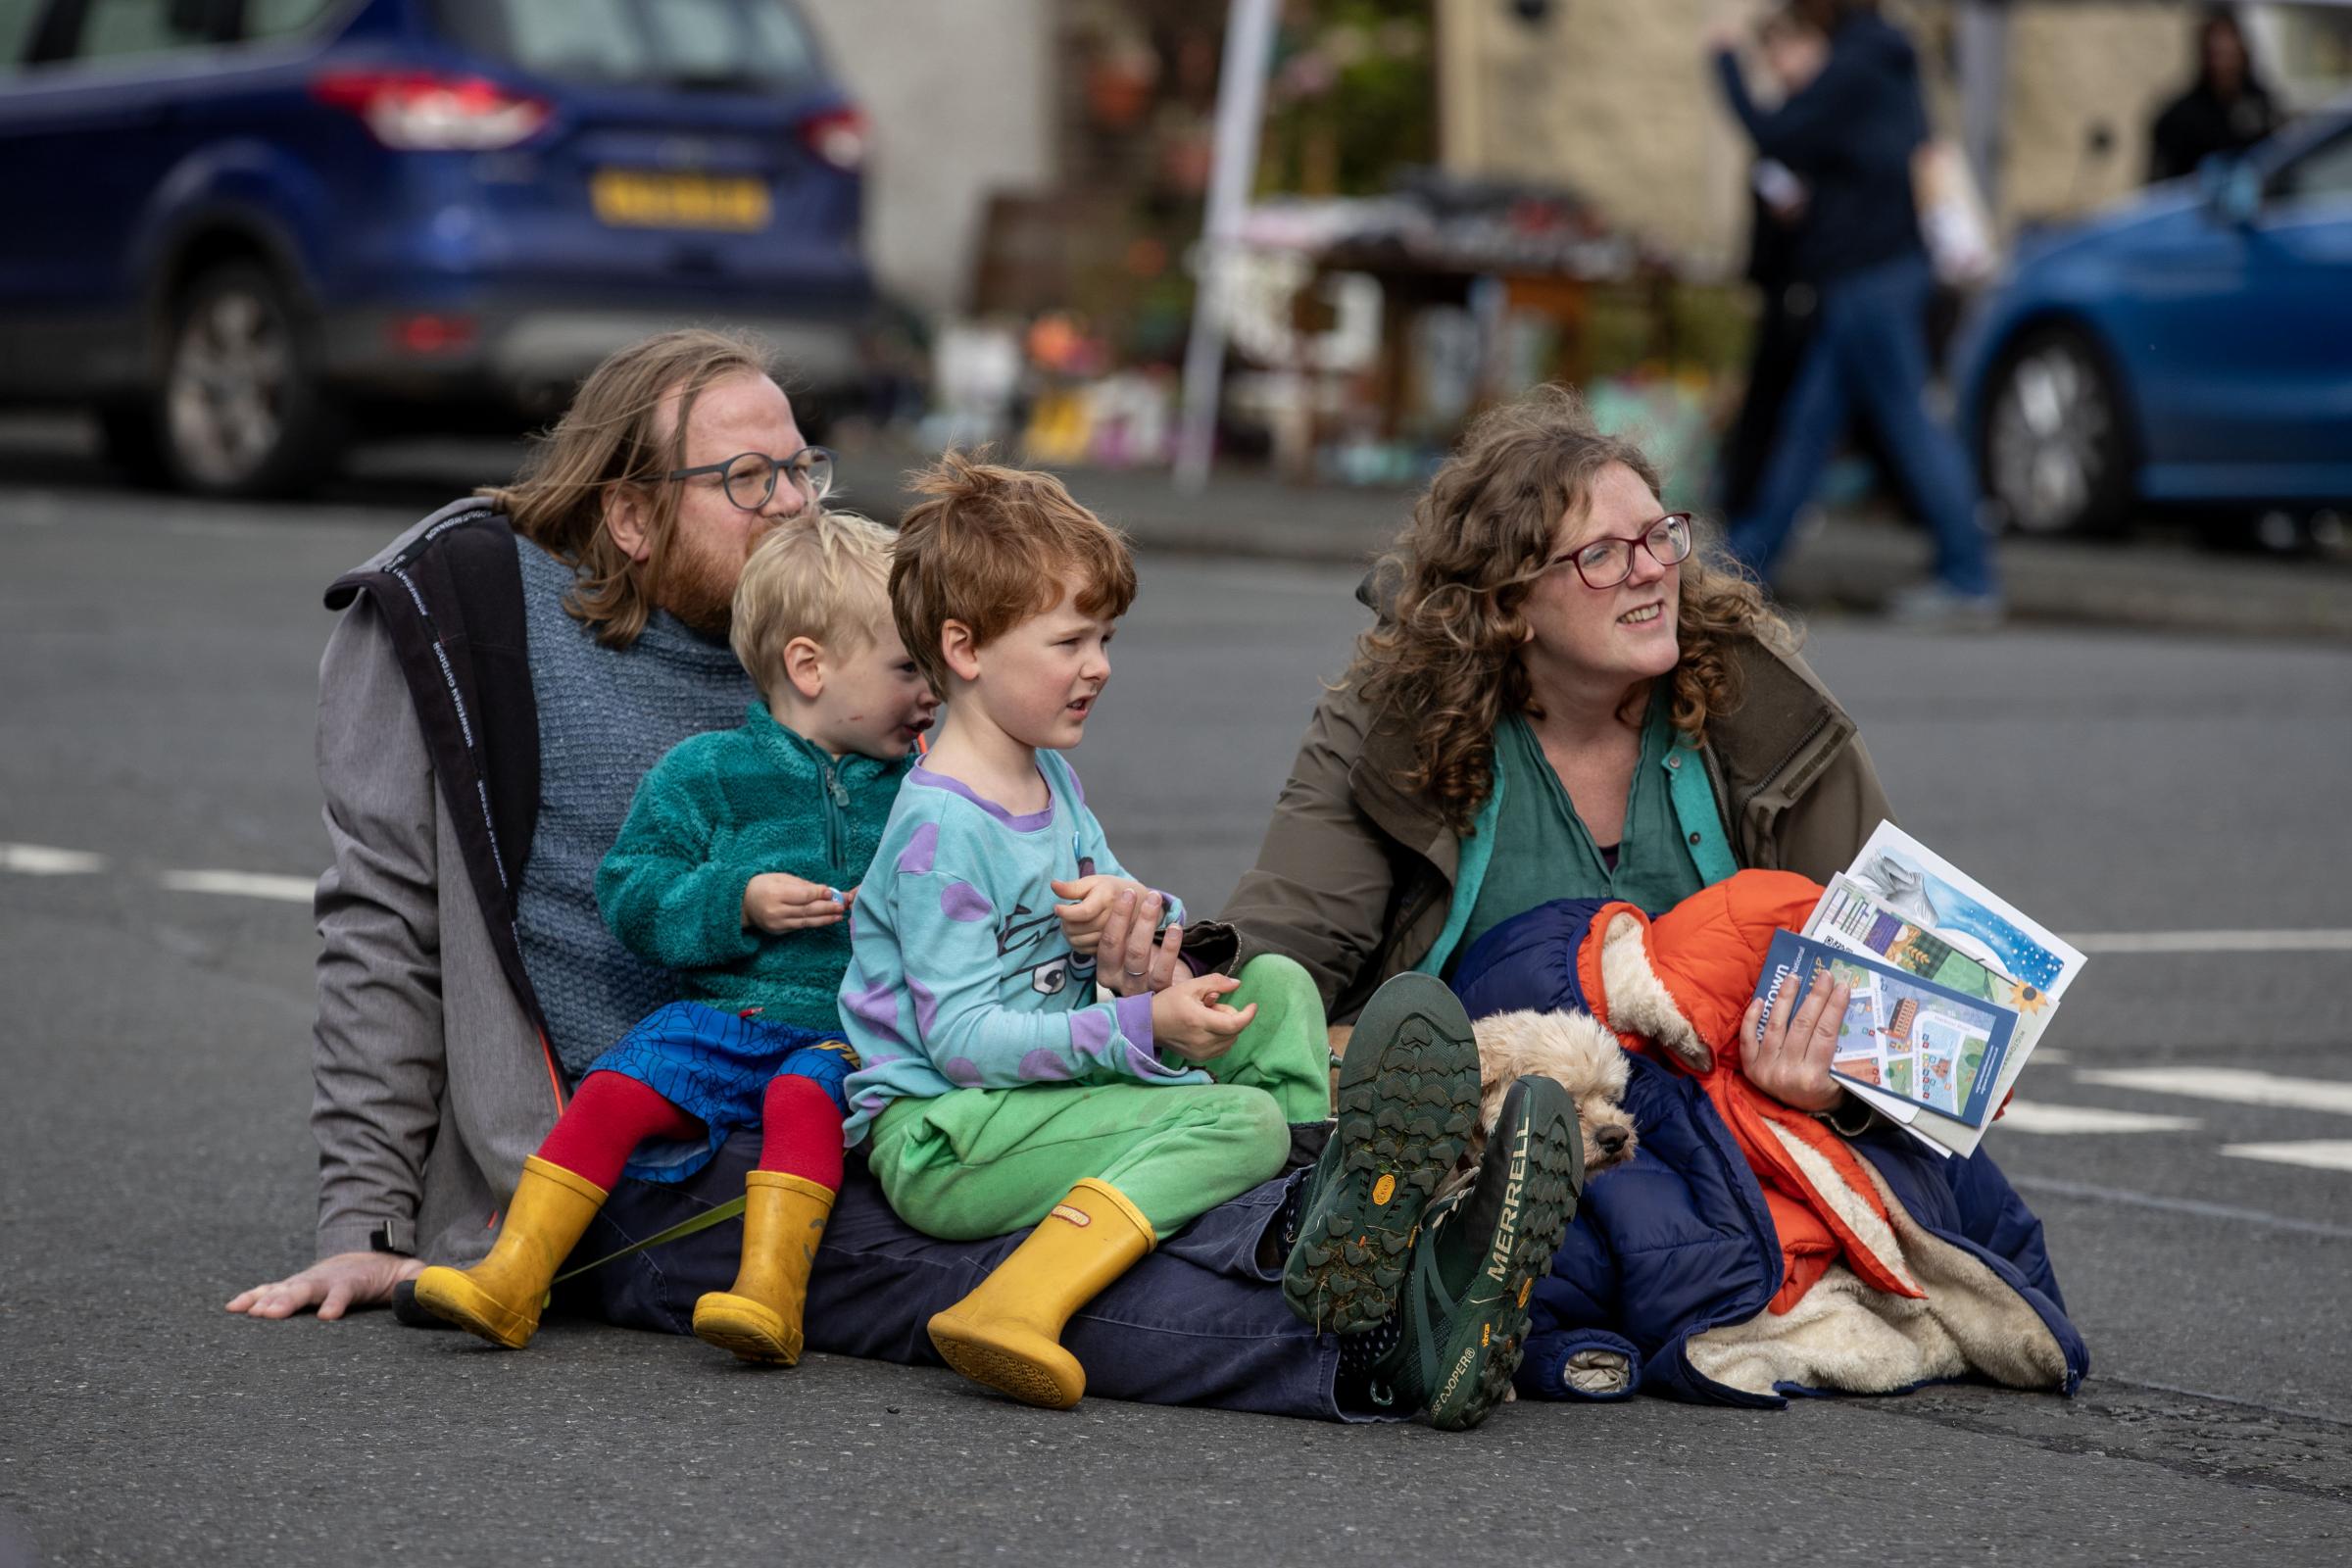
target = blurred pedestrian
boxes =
[1715,5,1830,518]
[2148,7,2283,183]
[1708,0,2000,628]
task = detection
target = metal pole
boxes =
[1954,0,2010,218]
[1172,0,1280,494]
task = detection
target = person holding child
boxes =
[1205,384,1886,1119]
[838,456,1584,1419]
[234,329,1578,1432]
[410,511,937,1363]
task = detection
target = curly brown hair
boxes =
[1352,385,1792,832]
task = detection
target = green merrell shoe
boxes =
[1367,1072,1585,1430]
[1281,972,1481,1334]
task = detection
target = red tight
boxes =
[534,1069,844,1193]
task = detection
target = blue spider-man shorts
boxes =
[582,1001,856,1185]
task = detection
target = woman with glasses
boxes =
[1202,385,1890,1117]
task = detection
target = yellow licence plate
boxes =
[590,170,771,232]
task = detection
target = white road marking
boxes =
[2076,1066,2352,1118]
[2066,929,2352,955]
[2219,1141,2352,1174]
[1997,1102,2200,1135]
[2010,1175,2352,1240]
[0,842,106,875]
[157,869,315,904]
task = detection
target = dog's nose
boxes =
[1595,1124,1630,1156]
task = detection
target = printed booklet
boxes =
[1752,930,2017,1129]
[1792,824,2087,1158]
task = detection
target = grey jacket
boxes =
[1223,635,1891,1022]
[311,506,562,1265]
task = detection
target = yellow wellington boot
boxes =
[926,1178,1155,1410]
[692,1171,835,1366]
[411,1156,607,1349]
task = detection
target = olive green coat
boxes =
[1220,636,1891,1022]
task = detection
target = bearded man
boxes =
[222,331,1379,1427]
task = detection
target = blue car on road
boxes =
[0,0,873,495]
[1951,101,2352,539]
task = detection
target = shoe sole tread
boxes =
[929,1323,1083,1409]
[1284,1000,1481,1335]
[1425,1091,1583,1431]
[692,1294,802,1366]
[411,1267,535,1350]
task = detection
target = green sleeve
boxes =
[596,748,761,972]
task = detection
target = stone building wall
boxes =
[2000,4,2204,220]
[798,0,1057,314]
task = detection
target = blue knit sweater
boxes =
[598,701,912,1038]
[512,541,753,1076]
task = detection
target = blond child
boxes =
[413,511,936,1363]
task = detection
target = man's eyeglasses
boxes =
[666,447,836,512]
[1551,513,1693,590]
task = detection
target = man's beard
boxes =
[654,524,756,637]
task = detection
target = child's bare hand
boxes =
[1151,972,1256,1061]
[1050,875,1157,956]
[742,872,848,933]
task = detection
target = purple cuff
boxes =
[1115,990,1155,1058]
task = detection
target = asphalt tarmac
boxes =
[3,462,2349,1565]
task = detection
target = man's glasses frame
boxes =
[666,446,837,512]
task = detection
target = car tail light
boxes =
[312,70,550,151]
[388,314,477,355]
[797,105,865,172]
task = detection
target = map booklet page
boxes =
[1751,930,2019,1129]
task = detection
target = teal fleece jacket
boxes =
[596,701,913,1038]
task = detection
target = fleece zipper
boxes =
[816,754,849,882]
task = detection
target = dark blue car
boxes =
[0,0,873,494]
[1951,101,2352,539]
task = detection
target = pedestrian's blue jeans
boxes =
[1727,252,1996,596]
[559,1130,1354,1421]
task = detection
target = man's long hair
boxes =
[481,328,776,648]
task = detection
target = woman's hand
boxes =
[1151,972,1257,1061]
[1740,963,1849,1113]
[743,872,848,933]
[225,1251,423,1320]
[1067,878,1188,996]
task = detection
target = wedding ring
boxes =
[1123,966,1150,977]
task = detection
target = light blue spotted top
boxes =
[836,751,1199,1146]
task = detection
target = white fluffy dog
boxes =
[1462,1008,1640,1181]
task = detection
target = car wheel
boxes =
[159,263,343,497]
[1977,325,2133,537]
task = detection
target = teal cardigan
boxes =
[1414,729,1740,979]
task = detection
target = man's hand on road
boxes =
[226,1251,424,1320]
[743,872,849,933]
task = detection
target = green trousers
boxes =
[866,955,1331,1240]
